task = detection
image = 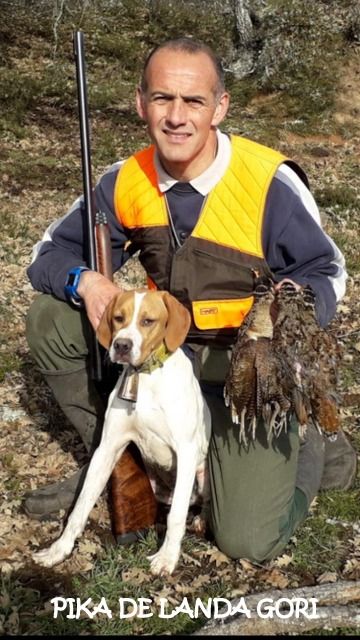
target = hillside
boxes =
[0,0,359,635]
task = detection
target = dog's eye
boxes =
[141,318,155,327]
[114,315,124,323]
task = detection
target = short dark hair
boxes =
[140,37,225,98]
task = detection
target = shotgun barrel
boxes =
[73,30,103,381]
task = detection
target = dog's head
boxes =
[97,289,191,367]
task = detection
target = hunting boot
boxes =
[320,430,357,491]
[296,425,357,508]
[23,367,105,521]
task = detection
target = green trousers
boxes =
[26,294,308,562]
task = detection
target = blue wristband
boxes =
[64,266,89,306]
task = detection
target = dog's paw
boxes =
[147,547,179,576]
[32,540,72,568]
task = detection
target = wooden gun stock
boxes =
[111,446,157,543]
[95,211,113,280]
[74,30,157,544]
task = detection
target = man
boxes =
[25,38,356,562]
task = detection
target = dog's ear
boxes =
[96,295,118,349]
[161,292,191,352]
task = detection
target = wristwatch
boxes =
[64,266,89,306]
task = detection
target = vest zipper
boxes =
[164,194,181,250]
[191,194,208,239]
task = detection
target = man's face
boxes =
[136,49,229,181]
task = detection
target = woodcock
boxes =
[224,278,291,444]
[224,279,341,444]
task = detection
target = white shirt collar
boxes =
[154,129,232,196]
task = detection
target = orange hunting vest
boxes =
[113,135,304,343]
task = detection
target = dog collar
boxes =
[117,343,172,403]
[136,342,172,375]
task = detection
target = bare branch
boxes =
[193,580,360,635]
[52,0,67,58]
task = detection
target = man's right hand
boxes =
[77,270,121,332]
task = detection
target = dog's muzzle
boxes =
[113,338,133,361]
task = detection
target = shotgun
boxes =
[73,31,157,543]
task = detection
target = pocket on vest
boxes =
[192,298,253,330]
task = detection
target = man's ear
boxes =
[136,86,146,121]
[211,91,230,127]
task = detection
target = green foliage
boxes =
[0,149,81,194]
[0,351,23,383]
[329,229,359,275]
[314,185,360,210]
[255,0,349,129]
[320,489,360,522]
[145,0,235,57]
[291,512,347,574]
[0,210,29,241]
[0,0,235,140]
[0,70,43,132]
[0,0,357,143]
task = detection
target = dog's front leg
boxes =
[33,414,131,568]
[192,461,210,537]
[148,443,197,576]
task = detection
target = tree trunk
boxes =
[234,0,253,47]
[193,580,360,635]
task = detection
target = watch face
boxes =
[67,274,77,286]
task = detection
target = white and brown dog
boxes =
[33,290,211,575]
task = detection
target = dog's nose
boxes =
[113,338,133,357]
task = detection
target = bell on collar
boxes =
[117,367,139,403]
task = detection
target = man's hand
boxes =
[274,278,302,292]
[77,270,121,331]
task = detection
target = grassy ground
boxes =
[0,0,359,635]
